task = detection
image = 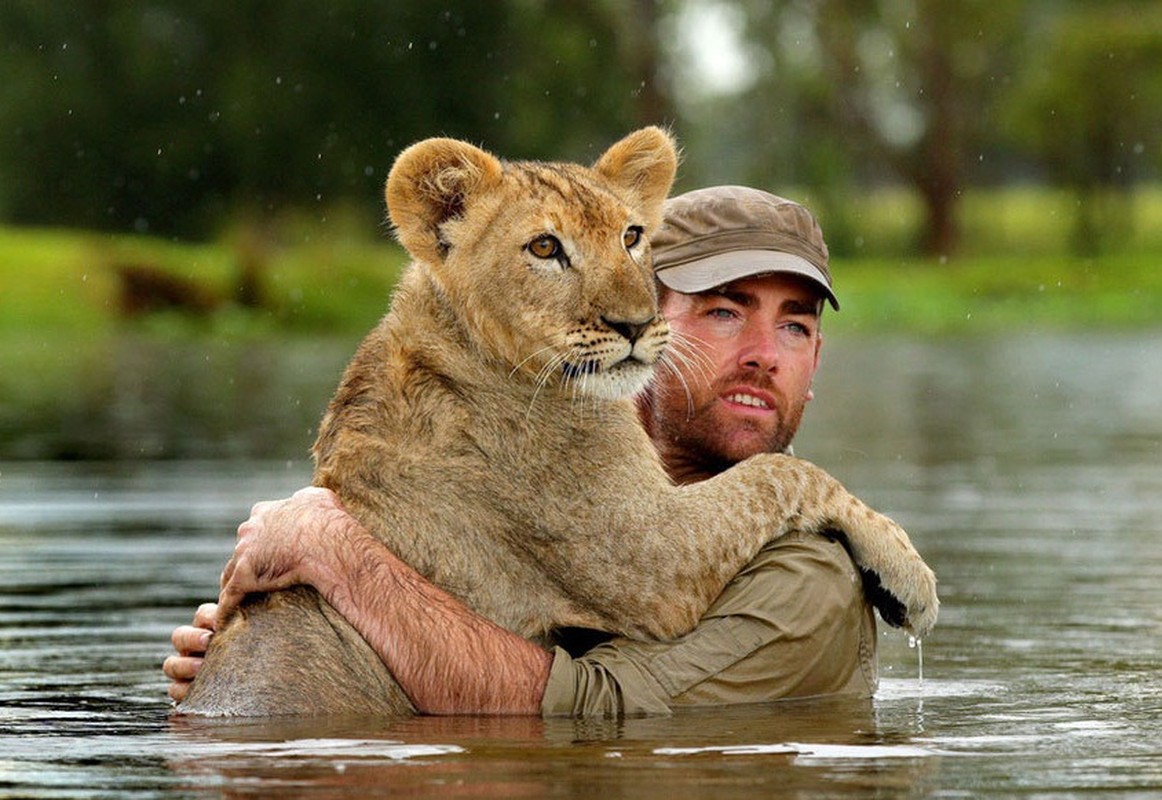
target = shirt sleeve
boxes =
[540,529,878,717]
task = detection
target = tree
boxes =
[1002,2,1162,253]
[0,1,651,237]
[699,0,1026,257]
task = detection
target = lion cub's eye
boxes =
[623,226,643,250]
[527,234,562,260]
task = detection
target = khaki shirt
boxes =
[541,529,878,717]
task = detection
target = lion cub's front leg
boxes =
[802,484,938,637]
[751,454,939,636]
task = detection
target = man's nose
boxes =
[737,320,780,371]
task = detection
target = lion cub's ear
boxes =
[593,127,679,234]
[386,138,504,264]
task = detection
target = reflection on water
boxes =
[2,331,1161,797]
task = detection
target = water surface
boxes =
[2,331,1160,797]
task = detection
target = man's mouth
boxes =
[723,392,770,410]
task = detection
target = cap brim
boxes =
[655,249,839,310]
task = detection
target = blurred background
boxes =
[1,0,1160,461]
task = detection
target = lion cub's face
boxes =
[386,128,679,400]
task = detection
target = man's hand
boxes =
[165,485,551,715]
[163,602,218,703]
[164,486,354,704]
[216,486,351,625]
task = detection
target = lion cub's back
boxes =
[180,586,411,716]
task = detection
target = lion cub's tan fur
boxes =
[180,128,937,717]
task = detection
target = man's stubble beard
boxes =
[649,376,809,472]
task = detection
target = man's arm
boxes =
[214,488,552,715]
[170,490,874,717]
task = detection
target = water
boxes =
[2,331,1161,797]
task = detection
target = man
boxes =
[165,185,878,716]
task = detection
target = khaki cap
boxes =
[652,185,838,310]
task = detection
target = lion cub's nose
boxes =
[602,316,652,344]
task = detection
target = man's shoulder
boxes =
[712,529,864,616]
[751,528,859,568]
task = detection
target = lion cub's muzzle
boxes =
[559,314,670,399]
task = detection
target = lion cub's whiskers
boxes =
[654,359,696,418]
[658,332,713,417]
[526,347,579,421]
[529,353,565,414]
[667,330,713,380]
[511,344,561,380]
[564,348,597,413]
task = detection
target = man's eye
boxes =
[527,235,562,260]
[708,308,737,320]
[781,321,816,339]
[623,226,643,249]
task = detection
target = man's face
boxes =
[645,272,823,480]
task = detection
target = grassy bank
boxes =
[2,188,1160,345]
[830,252,1161,334]
[0,220,406,342]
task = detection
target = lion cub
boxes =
[180,128,937,716]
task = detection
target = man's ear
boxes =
[592,126,679,235]
[385,137,504,264]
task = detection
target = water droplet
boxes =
[907,635,924,683]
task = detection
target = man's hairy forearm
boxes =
[314,518,553,715]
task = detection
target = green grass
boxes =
[0,220,407,342]
[2,186,1161,348]
[830,252,1162,335]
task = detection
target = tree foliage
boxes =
[0,1,658,237]
[1002,2,1162,252]
[2,0,1160,258]
[703,0,1025,256]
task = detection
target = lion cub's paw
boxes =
[861,556,939,638]
[844,513,939,638]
